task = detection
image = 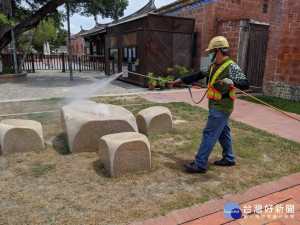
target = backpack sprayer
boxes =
[119,71,300,122]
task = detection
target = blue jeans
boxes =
[195,108,235,169]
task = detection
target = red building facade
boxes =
[156,0,300,101]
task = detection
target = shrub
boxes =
[0,67,15,75]
[148,72,157,86]
[158,76,167,87]
[166,65,190,80]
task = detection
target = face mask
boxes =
[209,53,214,62]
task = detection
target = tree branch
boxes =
[0,0,65,51]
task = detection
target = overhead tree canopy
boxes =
[0,0,129,51]
[17,18,68,53]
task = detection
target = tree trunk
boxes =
[0,0,65,51]
[9,0,18,73]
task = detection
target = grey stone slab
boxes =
[98,132,151,176]
[0,119,44,155]
[62,100,138,153]
[136,106,173,136]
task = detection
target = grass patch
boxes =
[238,95,300,115]
[38,97,62,105]
[59,144,70,155]
[1,96,299,225]
[57,133,70,155]
[32,162,56,177]
[0,67,15,75]
[28,111,53,123]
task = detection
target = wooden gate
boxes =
[245,24,269,87]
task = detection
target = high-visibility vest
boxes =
[207,60,236,101]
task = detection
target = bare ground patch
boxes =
[0,96,299,224]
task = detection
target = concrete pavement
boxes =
[0,70,150,102]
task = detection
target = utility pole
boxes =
[66,2,73,81]
[8,0,18,73]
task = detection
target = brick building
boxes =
[68,24,106,56]
[156,0,300,101]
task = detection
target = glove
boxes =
[221,78,233,86]
[173,78,183,86]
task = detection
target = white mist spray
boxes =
[62,72,122,116]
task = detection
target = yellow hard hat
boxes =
[205,36,229,51]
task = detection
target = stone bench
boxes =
[98,132,151,176]
[0,119,44,155]
[136,106,173,136]
[62,100,138,153]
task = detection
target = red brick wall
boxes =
[262,0,282,95]
[275,0,300,85]
[165,0,272,70]
[263,0,300,98]
[216,20,241,62]
[215,0,272,64]
[173,3,211,69]
[215,0,271,23]
[262,0,283,94]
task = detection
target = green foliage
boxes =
[34,20,56,51]
[238,95,300,115]
[17,18,67,53]
[32,163,56,177]
[0,67,15,75]
[166,68,173,74]
[28,112,53,123]
[39,97,62,105]
[158,76,167,87]
[167,65,190,80]
[0,14,15,26]
[52,133,70,155]
[59,144,70,155]
[67,0,128,21]
[0,0,129,51]
[165,75,174,82]
[148,72,157,86]
[175,65,188,78]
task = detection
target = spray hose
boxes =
[122,71,300,122]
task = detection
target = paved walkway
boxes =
[1,71,300,225]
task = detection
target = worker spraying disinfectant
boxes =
[172,36,249,173]
[120,36,300,173]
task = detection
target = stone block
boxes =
[0,119,44,155]
[98,132,151,176]
[136,106,173,136]
[62,100,138,153]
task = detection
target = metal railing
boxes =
[1,53,105,73]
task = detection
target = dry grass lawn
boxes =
[0,96,299,224]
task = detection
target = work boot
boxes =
[184,162,206,173]
[214,158,235,166]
